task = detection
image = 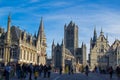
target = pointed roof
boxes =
[34,32,37,38]
[52,39,55,46]
[37,17,45,40]
[100,27,103,35]
[82,42,84,47]
[61,39,64,46]
[8,13,11,22]
[93,27,97,42]
[94,27,97,35]
[6,13,11,43]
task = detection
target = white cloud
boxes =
[0,1,120,59]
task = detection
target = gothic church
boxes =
[52,21,86,72]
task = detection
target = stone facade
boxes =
[52,21,86,72]
[0,15,47,66]
[89,28,120,70]
[108,40,120,69]
[89,28,110,69]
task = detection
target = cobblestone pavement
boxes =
[9,72,119,80]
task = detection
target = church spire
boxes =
[52,40,55,46]
[37,17,45,43]
[100,27,103,35]
[61,39,65,46]
[6,13,11,44]
[93,27,97,42]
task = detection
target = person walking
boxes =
[47,65,52,78]
[4,63,11,80]
[43,64,47,78]
[59,66,62,75]
[34,65,39,80]
[28,63,33,80]
[85,65,89,76]
[116,65,120,80]
[39,64,43,77]
[108,66,113,79]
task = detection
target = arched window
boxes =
[0,48,4,58]
[101,37,103,41]
[55,49,61,67]
[101,45,104,52]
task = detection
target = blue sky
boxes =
[0,0,120,58]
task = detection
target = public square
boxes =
[10,72,119,80]
[0,0,120,80]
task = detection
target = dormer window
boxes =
[101,45,104,52]
[101,37,103,41]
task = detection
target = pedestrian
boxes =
[34,65,39,80]
[47,64,52,78]
[39,64,43,77]
[16,63,21,79]
[116,65,120,80]
[43,64,47,78]
[71,68,73,74]
[4,63,11,80]
[68,65,71,75]
[108,66,113,79]
[94,66,97,72]
[85,65,89,76]
[28,63,33,80]
[59,66,62,75]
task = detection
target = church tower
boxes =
[52,40,55,67]
[4,14,11,65]
[64,21,78,55]
[36,17,47,65]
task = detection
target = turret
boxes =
[64,24,67,48]
[61,39,65,46]
[34,32,37,38]
[52,40,55,49]
[52,40,55,67]
[93,27,97,43]
[100,28,103,35]
[6,14,11,44]
[82,43,87,66]
[90,38,92,49]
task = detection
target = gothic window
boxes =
[101,45,104,53]
[27,52,29,60]
[0,48,4,58]
[76,52,79,55]
[13,48,17,58]
[55,49,61,67]
[33,53,35,62]
[20,49,22,59]
[101,37,103,41]
[24,50,26,60]
[10,47,17,59]
[30,53,32,61]
[118,59,120,64]
[97,56,100,62]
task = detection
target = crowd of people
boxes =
[85,65,120,80]
[1,63,52,80]
[1,63,120,80]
